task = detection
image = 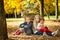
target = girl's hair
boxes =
[25,16,31,19]
[34,15,40,21]
[24,16,31,22]
[34,15,40,18]
[40,18,45,21]
[45,26,48,30]
[33,15,40,29]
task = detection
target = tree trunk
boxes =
[55,0,58,19]
[14,10,17,18]
[14,12,17,18]
[0,0,8,40]
[47,13,50,19]
[47,6,50,19]
[40,0,44,18]
[44,7,50,19]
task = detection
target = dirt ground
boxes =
[7,20,60,40]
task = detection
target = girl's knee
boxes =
[19,28,24,32]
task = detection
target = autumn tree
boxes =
[44,0,55,19]
[55,0,58,19]
[40,0,44,18]
[0,0,8,40]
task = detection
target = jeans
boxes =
[46,32,52,36]
[24,28,33,35]
[35,32,43,35]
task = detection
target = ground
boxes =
[6,18,60,40]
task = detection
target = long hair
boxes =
[33,15,40,29]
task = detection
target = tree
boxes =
[44,0,55,19]
[55,0,58,19]
[44,7,50,19]
[0,0,8,40]
[40,0,44,18]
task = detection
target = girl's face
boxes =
[35,17,40,22]
[26,17,30,23]
[40,20,44,24]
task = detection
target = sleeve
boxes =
[37,23,41,29]
[19,23,24,28]
[28,22,33,28]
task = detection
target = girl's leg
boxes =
[19,28,24,32]
[35,32,43,35]
[46,32,52,36]
[44,27,53,36]
[24,28,33,35]
[14,28,24,35]
[52,29,59,36]
[33,30,43,35]
[33,30,38,34]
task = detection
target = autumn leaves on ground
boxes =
[6,18,60,40]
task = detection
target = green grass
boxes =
[6,18,24,22]
[44,15,60,20]
[6,15,60,22]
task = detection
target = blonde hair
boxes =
[33,15,40,29]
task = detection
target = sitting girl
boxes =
[13,16,33,35]
[34,18,58,36]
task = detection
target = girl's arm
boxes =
[28,22,33,28]
[19,23,24,28]
[37,23,41,30]
[33,21,37,29]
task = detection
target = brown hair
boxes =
[24,16,31,22]
[40,18,45,21]
[25,16,31,20]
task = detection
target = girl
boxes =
[33,15,43,35]
[33,15,58,36]
[34,18,59,36]
[33,15,40,30]
[13,16,33,35]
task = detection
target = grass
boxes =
[7,20,60,40]
[7,15,60,40]
[6,18,24,22]
[44,15,60,20]
[6,15,60,22]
